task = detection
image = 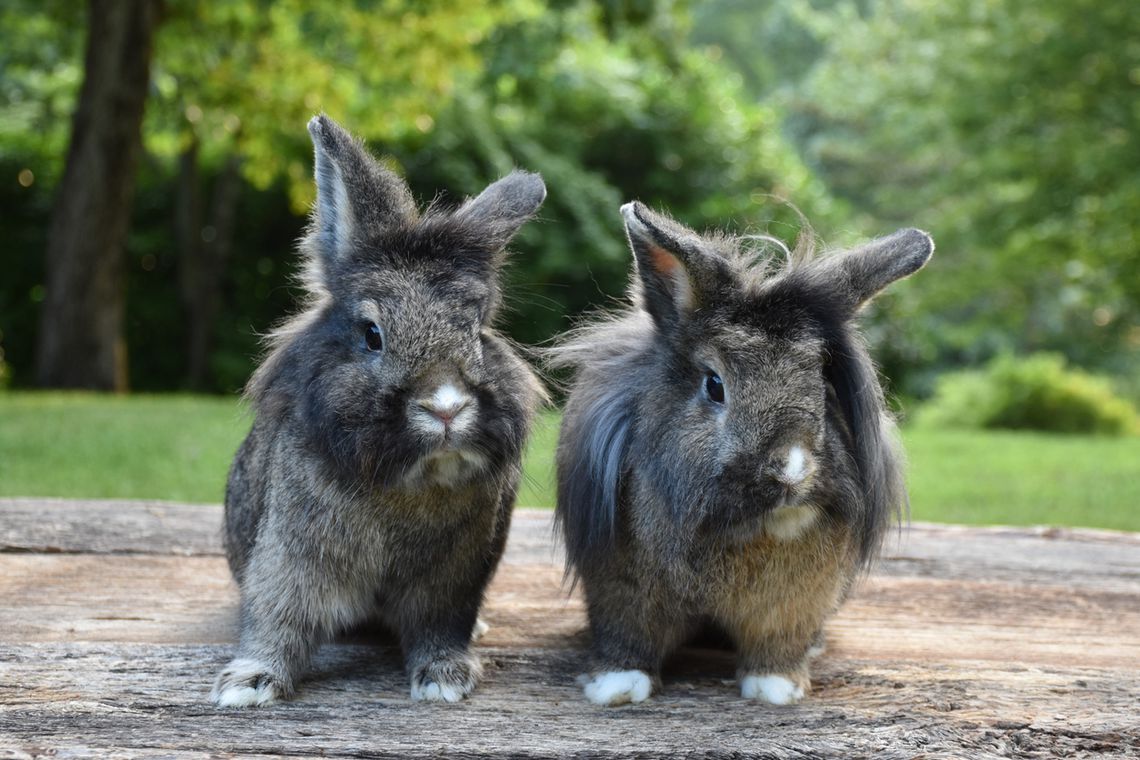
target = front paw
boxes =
[211,658,290,708]
[739,672,807,705]
[410,651,482,703]
[582,670,653,706]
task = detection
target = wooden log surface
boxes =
[1,498,1138,759]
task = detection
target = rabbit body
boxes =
[554,202,932,706]
[212,115,545,707]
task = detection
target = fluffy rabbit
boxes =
[552,202,932,706]
[212,115,546,707]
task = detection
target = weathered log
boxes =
[1,499,1137,759]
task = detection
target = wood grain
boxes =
[1,498,1138,759]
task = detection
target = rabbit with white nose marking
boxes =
[552,202,932,706]
[212,115,546,707]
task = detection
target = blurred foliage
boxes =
[786,0,1140,395]
[148,0,543,210]
[1,0,1137,399]
[0,0,831,391]
[690,0,863,98]
[916,353,1140,436]
[383,2,835,346]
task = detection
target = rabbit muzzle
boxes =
[401,381,489,487]
[701,439,820,544]
[767,444,817,500]
[414,382,475,436]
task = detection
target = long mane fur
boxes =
[551,233,905,573]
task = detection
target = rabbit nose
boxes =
[774,445,815,487]
[418,383,472,425]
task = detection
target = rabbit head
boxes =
[249,115,546,491]
[555,202,932,568]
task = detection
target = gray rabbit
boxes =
[212,115,546,706]
[552,202,932,706]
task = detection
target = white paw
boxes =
[409,653,481,703]
[471,617,490,642]
[740,673,805,705]
[211,658,284,708]
[583,670,652,706]
[807,640,827,659]
[411,680,466,703]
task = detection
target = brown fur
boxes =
[552,202,932,704]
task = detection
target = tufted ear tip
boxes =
[895,227,935,273]
[307,113,330,146]
[619,201,647,228]
[455,170,547,250]
[306,114,324,139]
[507,169,547,202]
[495,170,547,216]
[828,226,935,311]
[307,113,353,156]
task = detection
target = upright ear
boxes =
[824,227,934,312]
[307,114,418,263]
[621,201,731,331]
[456,170,546,251]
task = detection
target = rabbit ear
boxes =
[622,202,729,330]
[824,228,934,312]
[455,170,546,251]
[306,114,417,263]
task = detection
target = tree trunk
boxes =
[35,0,164,391]
[177,142,242,391]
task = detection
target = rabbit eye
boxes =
[704,370,725,404]
[364,323,384,352]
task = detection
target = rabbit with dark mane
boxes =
[552,202,932,705]
[212,115,546,707]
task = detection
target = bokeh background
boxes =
[1,0,1137,526]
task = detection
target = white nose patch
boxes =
[412,382,475,438]
[782,445,809,483]
[430,383,469,417]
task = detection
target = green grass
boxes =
[0,393,249,503]
[1,393,1137,531]
[903,427,1139,531]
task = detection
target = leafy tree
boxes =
[385,1,838,346]
[792,0,1140,394]
[1,0,836,391]
[7,0,537,390]
[689,0,862,99]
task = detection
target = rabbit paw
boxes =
[410,651,482,702]
[582,670,652,706]
[471,617,490,642]
[740,673,806,705]
[212,658,289,708]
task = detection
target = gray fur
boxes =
[456,171,547,252]
[212,116,546,707]
[308,114,418,265]
[552,201,932,704]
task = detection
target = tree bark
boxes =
[177,141,242,391]
[35,0,164,391]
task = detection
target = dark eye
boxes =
[704,370,725,404]
[364,323,384,352]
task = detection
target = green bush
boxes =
[915,353,1140,435]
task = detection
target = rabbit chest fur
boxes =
[554,202,932,707]
[212,115,546,708]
